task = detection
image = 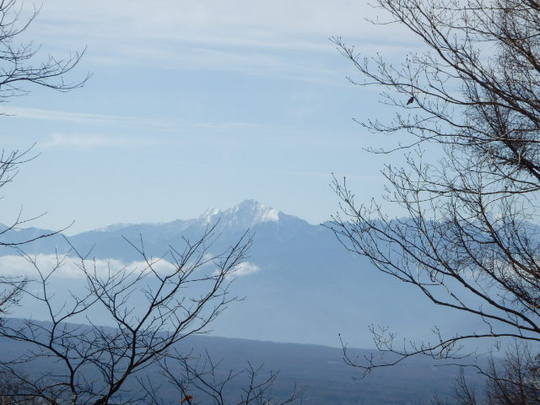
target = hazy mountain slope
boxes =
[0,319,482,405]
[0,200,483,347]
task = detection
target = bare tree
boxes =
[434,344,540,405]
[482,347,540,405]
[0,369,46,405]
[0,0,86,103]
[0,4,293,404]
[0,226,254,405]
[329,0,540,373]
[0,0,85,315]
[141,350,299,405]
[0,147,68,316]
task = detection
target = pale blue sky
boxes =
[1,0,419,233]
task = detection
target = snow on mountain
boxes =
[95,223,137,232]
[199,199,280,228]
[0,200,484,348]
[88,200,281,235]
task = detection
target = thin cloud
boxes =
[0,254,175,280]
[36,0,413,45]
[1,106,175,131]
[0,254,260,280]
[228,262,260,278]
[41,133,170,149]
[28,0,419,78]
[3,106,263,139]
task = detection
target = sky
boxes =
[1,0,420,233]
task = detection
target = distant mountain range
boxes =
[0,199,482,348]
[0,319,483,405]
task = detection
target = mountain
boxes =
[0,200,482,348]
[199,199,281,227]
[0,319,483,405]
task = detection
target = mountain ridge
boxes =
[87,199,300,235]
[0,199,484,348]
[0,317,480,405]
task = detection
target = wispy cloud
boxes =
[37,0,412,45]
[0,254,260,279]
[41,133,169,149]
[29,0,418,78]
[2,105,263,137]
[0,254,174,280]
[228,262,260,278]
[1,106,175,131]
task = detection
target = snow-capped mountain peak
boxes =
[200,200,280,228]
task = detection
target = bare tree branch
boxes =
[329,0,540,375]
